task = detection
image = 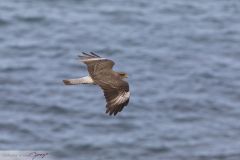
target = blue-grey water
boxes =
[1,0,240,160]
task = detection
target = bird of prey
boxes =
[63,52,130,116]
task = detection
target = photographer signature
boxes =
[27,152,48,160]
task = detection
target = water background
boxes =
[1,0,240,160]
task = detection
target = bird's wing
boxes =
[93,72,130,116]
[78,52,115,77]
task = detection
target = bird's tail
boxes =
[63,76,94,85]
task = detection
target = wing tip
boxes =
[90,52,101,57]
[78,52,104,62]
[105,103,127,116]
[106,106,116,116]
[79,52,101,58]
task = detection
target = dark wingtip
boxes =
[105,105,121,116]
[78,55,85,58]
[82,52,92,57]
[80,52,101,59]
[90,52,101,57]
[106,107,114,116]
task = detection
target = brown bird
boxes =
[63,52,130,116]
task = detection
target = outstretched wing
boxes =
[104,83,130,116]
[93,72,130,116]
[78,52,115,77]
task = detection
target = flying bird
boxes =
[63,52,130,116]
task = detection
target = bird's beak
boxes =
[125,74,128,78]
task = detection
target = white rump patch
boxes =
[64,76,94,85]
[79,76,94,84]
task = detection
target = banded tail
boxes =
[63,76,94,85]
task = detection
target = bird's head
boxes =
[117,71,128,79]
